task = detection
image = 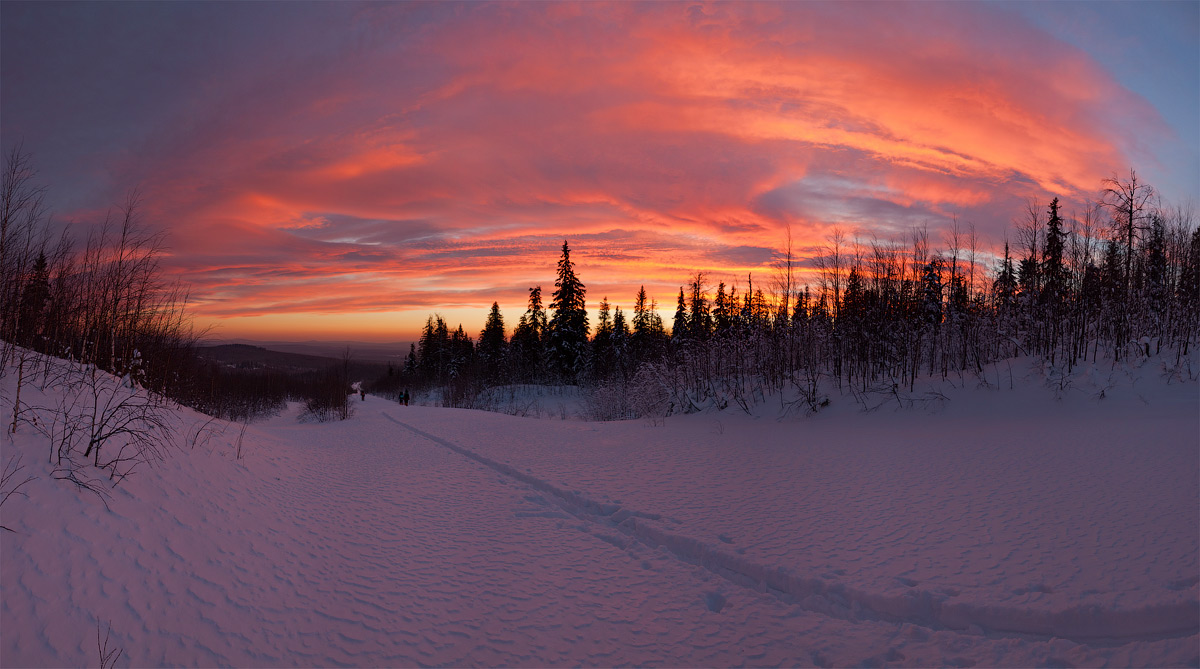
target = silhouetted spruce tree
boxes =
[18,250,50,346]
[403,343,417,376]
[631,285,666,364]
[994,242,1018,311]
[713,282,733,334]
[591,297,613,381]
[749,288,771,328]
[511,285,547,383]
[1098,237,1126,349]
[687,273,712,341]
[920,258,943,373]
[417,315,450,384]
[547,241,588,382]
[611,306,630,379]
[478,302,507,385]
[671,288,688,343]
[791,286,810,330]
[449,324,474,378]
[632,286,652,336]
[1042,198,1067,302]
[1141,214,1168,325]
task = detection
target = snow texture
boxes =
[2,356,1197,667]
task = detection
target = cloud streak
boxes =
[2,1,1189,340]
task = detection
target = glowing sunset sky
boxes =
[2,1,1196,342]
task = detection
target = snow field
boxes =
[397,397,1198,639]
[2,356,1198,666]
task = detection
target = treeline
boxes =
[1,147,353,425]
[1,149,194,399]
[374,170,1198,416]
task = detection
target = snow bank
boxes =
[2,354,1197,667]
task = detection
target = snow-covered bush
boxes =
[585,366,670,422]
[41,361,171,485]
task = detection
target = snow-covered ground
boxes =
[2,355,1197,667]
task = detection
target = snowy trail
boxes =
[7,399,1044,667]
[383,411,1199,644]
[4,361,1198,667]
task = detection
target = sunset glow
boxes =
[3,1,1196,341]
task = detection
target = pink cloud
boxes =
[75,2,1168,340]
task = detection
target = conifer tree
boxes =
[594,297,613,341]
[632,285,666,363]
[403,343,417,376]
[687,273,712,341]
[611,306,630,378]
[18,250,49,346]
[478,302,507,385]
[449,324,475,379]
[921,258,943,327]
[511,286,547,382]
[713,282,732,334]
[547,241,588,381]
[672,288,688,343]
[417,316,451,384]
[612,307,630,342]
[994,242,1017,310]
[1042,197,1067,302]
[591,297,614,380]
[633,286,652,336]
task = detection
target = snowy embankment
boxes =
[2,353,1198,667]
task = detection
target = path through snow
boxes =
[2,361,1198,666]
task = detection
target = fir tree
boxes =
[611,306,630,377]
[841,268,865,330]
[713,282,732,334]
[994,242,1017,310]
[594,297,613,341]
[632,285,666,363]
[449,324,474,379]
[687,273,712,341]
[18,251,50,345]
[478,302,507,384]
[1142,214,1168,312]
[511,286,547,382]
[633,286,652,336]
[1041,197,1068,327]
[921,258,943,327]
[591,297,614,380]
[547,241,588,382]
[403,343,417,376]
[672,287,688,342]
[417,316,451,384]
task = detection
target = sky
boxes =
[2,1,1197,342]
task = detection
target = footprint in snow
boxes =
[1167,575,1199,591]
[704,591,727,613]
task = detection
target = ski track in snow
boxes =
[383,412,1198,644]
[2,358,1198,667]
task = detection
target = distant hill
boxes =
[194,344,392,380]
[197,339,412,364]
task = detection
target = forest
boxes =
[3,142,1198,434]
[0,147,356,487]
[369,172,1199,420]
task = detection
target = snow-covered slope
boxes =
[2,356,1197,667]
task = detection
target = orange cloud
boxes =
[85,2,1168,341]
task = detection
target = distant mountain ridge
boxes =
[194,344,339,371]
[198,339,411,364]
[195,343,394,379]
